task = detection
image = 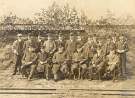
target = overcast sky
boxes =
[0,0,135,19]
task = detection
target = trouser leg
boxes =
[13,55,19,75]
[53,64,60,81]
[119,54,123,76]
[13,63,18,75]
[45,65,51,80]
[120,53,126,76]
[13,55,22,75]
[122,53,127,74]
[28,64,37,80]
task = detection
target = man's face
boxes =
[59,36,63,40]
[28,36,33,41]
[48,37,52,40]
[41,48,45,52]
[77,36,81,41]
[70,36,74,41]
[77,47,82,52]
[88,37,92,43]
[18,36,22,40]
[29,47,34,52]
[110,50,115,54]
[93,37,97,42]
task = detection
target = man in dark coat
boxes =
[117,35,128,76]
[12,33,24,75]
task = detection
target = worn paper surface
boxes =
[0,0,135,98]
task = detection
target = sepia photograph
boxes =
[0,0,135,98]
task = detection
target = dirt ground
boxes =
[0,31,135,98]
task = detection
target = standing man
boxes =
[43,33,56,57]
[36,34,44,52]
[103,35,112,56]
[65,33,77,74]
[12,33,24,75]
[22,45,38,80]
[55,33,66,50]
[117,35,128,76]
[23,33,34,54]
[65,33,77,60]
[52,46,67,81]
[76,33,84,48]
[92,34,98,49]
[111,34,118,51]
[112,34,117,45]
[82,35,95,62]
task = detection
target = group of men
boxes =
[12,31,128,81]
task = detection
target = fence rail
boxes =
[0,24,135,31]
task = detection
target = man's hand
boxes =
[28,62,32,65]
[40,61,44,64]
[40,61,46,64]
[117,49,125,53]
[13,50,18,55]
[97,64,100,67]
[50,51,53,55]
[93,64,96,67]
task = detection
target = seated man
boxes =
[21,45,38,80]
[37,46,49,79]
[72,44,88,80]
[90,46,106,80]
[52,46,66,81]
[105,47,120,80]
